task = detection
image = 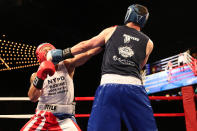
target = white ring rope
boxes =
[0,114,33,119]
[185,52,195,72]
[0,97,29,101]
[0,97,32,119]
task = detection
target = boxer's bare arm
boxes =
[140,39,154,69]
[70,26,116,55]
[70,47,103,67]
[63,47,103,78]
[28,73,42,102]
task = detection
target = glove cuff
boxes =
[33,76,44,90]
[62,48,74,59]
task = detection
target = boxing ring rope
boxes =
[186,52,197,76]
[0,95,196,119]
[146,51,195,74]
[1,95,196,101]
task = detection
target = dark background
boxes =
[0,0,196,130]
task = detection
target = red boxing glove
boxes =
[33,61,55,89]
[37,61,55,80]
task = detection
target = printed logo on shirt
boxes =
[47,76,68,96]
[118,46,134,58]
[112,46,135,66]
[48,76,65,84]
[123,34,139,43]
[113,55,135,66]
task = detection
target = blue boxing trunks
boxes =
[87,83,158,131]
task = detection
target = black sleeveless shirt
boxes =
[101,25,149,80]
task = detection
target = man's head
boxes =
[36,43,56,63]
[124,4,149,28]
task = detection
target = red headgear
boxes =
[36,43,56,63]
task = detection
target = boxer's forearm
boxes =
[28,84,41,102]
[71,40,95,56]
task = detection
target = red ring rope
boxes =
[74,113,185,118]
[74,95,197,118]
[74,95,197,101]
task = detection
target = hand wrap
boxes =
[33,61,55,89]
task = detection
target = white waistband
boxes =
[100,74,142,85]
[37,103,75,114]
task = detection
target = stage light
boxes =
[0,39,39,71]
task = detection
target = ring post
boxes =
[181,86,197,131]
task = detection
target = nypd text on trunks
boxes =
[123,34,139,43]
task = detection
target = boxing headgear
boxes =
[36,43,56,63]
[124,4,149,28]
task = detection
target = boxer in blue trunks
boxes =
[47,4,158,131]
